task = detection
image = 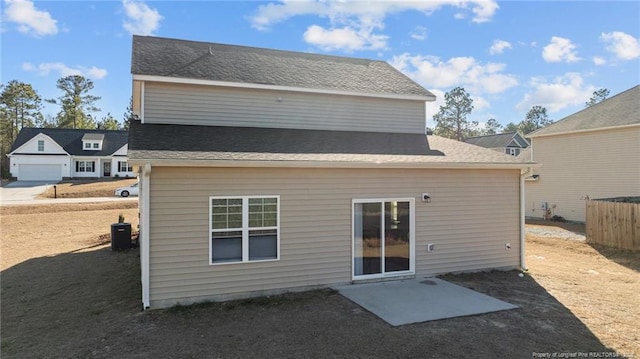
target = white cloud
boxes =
[390,54,518,94]
[410,25,427,41]
[592,56,606,66]
[250,1,498,50]
[303,24,388,52]
[471,95,490,111]
[122,0,162,36]
[600,31,640,60]
[3,0,58,36]
[542,36,580,63]
[489,39,511,55]
[516,73,594,112]
[22,62,108,79]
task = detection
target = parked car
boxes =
[115,183,139,197]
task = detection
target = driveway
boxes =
[0,181,55,204]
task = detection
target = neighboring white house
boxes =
[128,35,534,309]
[7,128,135,181]
[525,85,640,222]
[464,132,529,157]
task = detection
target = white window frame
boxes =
[209,195,280,265]
[37,140,44,152]
[83,141,102,151]
[118,161,133,172]
[506,147,520,156]
[352,198,416,281]
[76,160,95,173]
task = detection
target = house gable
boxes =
[112,144,128,156]
[9,133,68,156]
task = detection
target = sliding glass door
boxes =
[353,199,414,279]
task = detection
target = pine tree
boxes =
[47,75,101,129]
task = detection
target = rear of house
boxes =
[525,85,640,222]
[128,35,532,309]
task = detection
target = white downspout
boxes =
[141,163,151,309]
[520,168,528,271]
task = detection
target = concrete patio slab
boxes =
[334,277,518,326]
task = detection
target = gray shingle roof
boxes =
[529,85,640,138]
[10,128,128,156]
[131,35,435,99]
[127,121,528,166]
[464,132,529,149]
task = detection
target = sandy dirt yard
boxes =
[1,204,638,358]
[38,179,138,199]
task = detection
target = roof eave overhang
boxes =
[528,123,640,138]
[132,74,436,102]
[127,158,536,170]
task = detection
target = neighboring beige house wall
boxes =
[142,82,427,134]
[147,166,520,308]
[526,126,640,222]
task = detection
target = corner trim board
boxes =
[141,163,151,309]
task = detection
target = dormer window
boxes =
[82,133,104,151]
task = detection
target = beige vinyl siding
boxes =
[526,126,640,222]
[148,167,520,308]
[143,82,426,134]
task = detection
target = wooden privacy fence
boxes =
[585,199,640,251]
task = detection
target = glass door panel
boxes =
[384,201,410,272]
[354,202,382,276]
[354,200,412,278]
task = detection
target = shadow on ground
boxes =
[2,247,617,358]
[588,243,640,272]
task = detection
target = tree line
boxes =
[0,75,135,177]
[431,86,609,141]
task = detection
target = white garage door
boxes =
[18,164,62,181]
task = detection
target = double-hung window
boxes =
[76,161,95,172]
[37,140,44,152]
[210,196,279,264]
[118,161,133,172]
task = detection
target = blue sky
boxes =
[1,0,639,130]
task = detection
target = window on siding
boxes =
[210,196,279,264]
[83,141,102,150]
[37,140,44,152]
[75,161,95,172]
[506,148,520,156]
[118,161,133,172]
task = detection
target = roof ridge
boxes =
[22,127,127,133]
[133,35,383,64]
[466,132,516,139]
